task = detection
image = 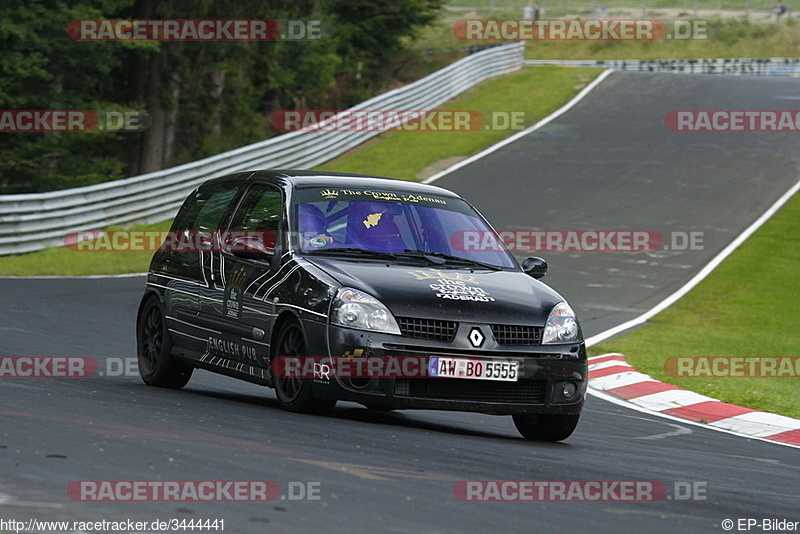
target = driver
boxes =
[298,203,334,249]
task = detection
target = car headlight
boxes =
[331,288,401,335]
[542,302,581,344]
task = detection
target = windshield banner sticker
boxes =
[319,188,447,205]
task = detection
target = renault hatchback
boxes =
[136,170,587,441]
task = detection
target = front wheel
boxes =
[272,320,335,414]
[137,296,193,389]
[512,413,580,442]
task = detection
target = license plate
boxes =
[428,357,518,382]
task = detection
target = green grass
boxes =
[589,192,800,419]
[0,221,171,276]
[411,7,800,60]
[317,66,598,179]
[0,67,599,277]
[524,18,800,60]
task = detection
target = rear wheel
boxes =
[272,320,336,414]
[137,296,193,389]
[512,413,580,442]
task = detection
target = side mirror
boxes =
[522,257,547,279]
[230,235,274,261]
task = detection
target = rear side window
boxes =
[172,183,240,231]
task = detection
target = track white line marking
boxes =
[629,390,717,412]
[422,69,616,184]
[589,387,800,449]
[587,359,634,372]
[709,412,800,437]
[585,177,800,347]
[583,178,800,445]
[589,372,653,391]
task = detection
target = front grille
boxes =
[382,343,566,359]
[395,378,545,404]
[397,317,458,342]
[491,324,543,345]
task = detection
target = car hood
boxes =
[303,257,563,324]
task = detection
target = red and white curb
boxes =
[588,353,800,447]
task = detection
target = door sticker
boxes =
[224,267,247,319]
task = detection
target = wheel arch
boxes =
[136,289,164,330]
[270,310,304,358]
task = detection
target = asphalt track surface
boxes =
[1,72,798,534]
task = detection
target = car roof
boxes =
[200,169,463,199]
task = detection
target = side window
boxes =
[172,184,240,232]
[227,184,283,253]
[229,184,283,231]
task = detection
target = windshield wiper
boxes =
[305,247,503,270]
[304,247,398,260]
[393,250,446,266]
[401,250,503,271]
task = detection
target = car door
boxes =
[155,182,240,353]
[199,182,285,370]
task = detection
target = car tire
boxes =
[137,296,193,389]
[512,413,580,442]
[272,320,336,414]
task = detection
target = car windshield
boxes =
[292,186,517,269]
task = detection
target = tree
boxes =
[0,0,444,193]
[0,0,141,192]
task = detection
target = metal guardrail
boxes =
[525,57,800,76]
[0,42,524,255]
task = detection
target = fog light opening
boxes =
[349,377,371,389]
[561,381,578,400]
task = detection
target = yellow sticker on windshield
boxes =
[363,212,383,228]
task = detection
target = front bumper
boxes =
[304,321,587,415]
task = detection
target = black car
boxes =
[136,170,587,441]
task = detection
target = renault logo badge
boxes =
[468,327,485,348]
